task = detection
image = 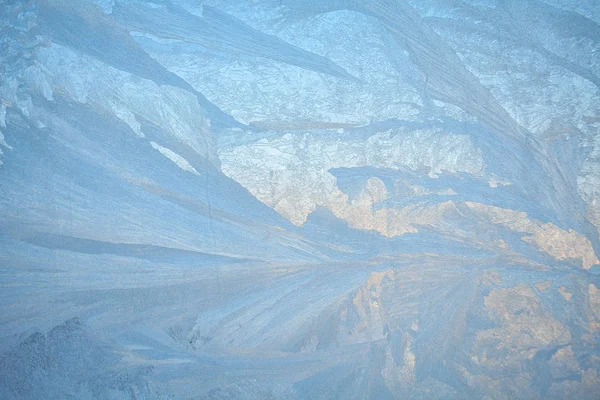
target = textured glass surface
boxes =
[1,0,600,398]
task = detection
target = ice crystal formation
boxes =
[1,0,600,398]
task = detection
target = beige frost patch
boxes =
[558,285,573,301]
[466,202,599,269]
[473,284,571,367]
[381,332,416,391]
[535,281,551,291]
[481,270,502,286]
[590,284,600,319]
[327,177,456,237]
[588,284,600,333]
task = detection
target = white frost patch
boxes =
[0,102,7,128]
[150,141,200,176]
[91,0,115,14]
[0,130,11,166]
[109,102,144,138]
[0,131,10,149]
[147,9,424,128]
[220,129,485,226]
[34,43,218,167]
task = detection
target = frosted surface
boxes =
[1,0,600,398]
